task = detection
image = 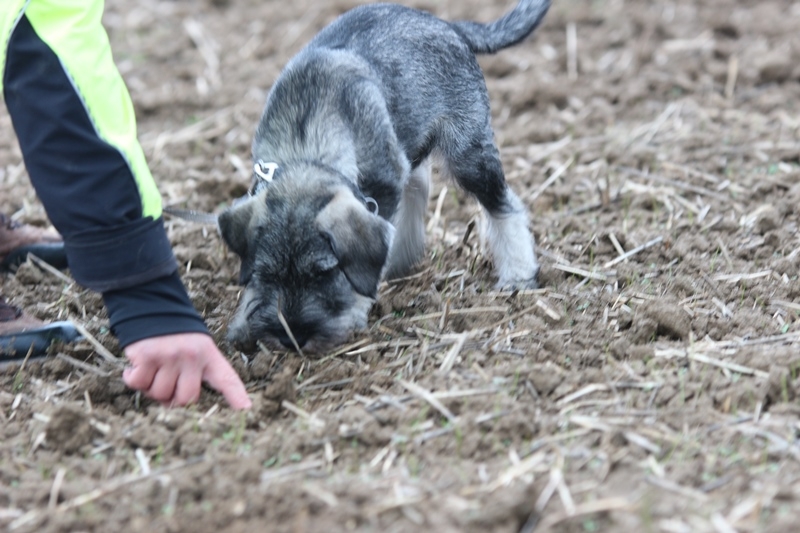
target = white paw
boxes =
[495,264,540,290]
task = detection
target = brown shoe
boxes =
[0,213,67,271]
[0,296,44,335]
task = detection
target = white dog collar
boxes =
[254,160,279,184]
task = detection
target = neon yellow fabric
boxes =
[1,0,162,219]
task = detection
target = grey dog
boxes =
[218,0,551,352]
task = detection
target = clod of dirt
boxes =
[541,334,566,357]
[773,256,799,276]
[40,356,78,381]
[251,364,297,421]
[485,406,539,442]
[634,300,691,341]
[671,275,699,297]
[610,338,631,359]
[668,232,711,259]
[628,345,655,362]
[12,261,45,286]
[250,351,275,379]
[762,230,781,251]
[758,57,795,84]
[611,336,655,362]
[764,366,795,407]
[535,263,563,288]
[655,384,678,407]
[456,485,535,531]
[265,365,297,402]
[78,373,129,405]
[126,423,172,450]
[712,20,741,39]
[630,316,658,344]
[356,420,393,447]
[174,430,209,457]
[754,205,781,235]
[527,363,565,397]
[45,406,95,455]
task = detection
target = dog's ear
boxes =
[219,198,261,285]
[217,197,258,257]
[316,189,395,298]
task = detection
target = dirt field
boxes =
[2,0,800,531]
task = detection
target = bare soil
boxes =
[2,0,800,531]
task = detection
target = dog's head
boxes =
[218,166,394,353]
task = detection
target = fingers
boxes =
[124,360,202,407]
[172,365,203,406]
[147,365,180,404]
[203,352,252,410]
[123,360,157,392]
[122,333,251,409]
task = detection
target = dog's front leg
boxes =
[384,159,432,280]
[344,84,426,280]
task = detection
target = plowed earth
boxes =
[2,1,800,531]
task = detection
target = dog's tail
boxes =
[450,0,551,54]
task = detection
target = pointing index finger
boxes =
[203,353,252,409]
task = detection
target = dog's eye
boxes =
[365,197,379,215]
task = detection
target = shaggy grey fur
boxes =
[218,0,551,352]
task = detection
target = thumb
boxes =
[203,353,252,410]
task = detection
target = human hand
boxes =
[123,332,252,409]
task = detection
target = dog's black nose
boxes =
[277,330,309,350]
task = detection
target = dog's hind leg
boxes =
[384,159,431,280]
[443,127,539,289]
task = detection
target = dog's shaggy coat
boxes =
[219,0,551,351]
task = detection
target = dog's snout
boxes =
[232,338,257,353]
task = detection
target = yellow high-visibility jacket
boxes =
[1,1,207,347]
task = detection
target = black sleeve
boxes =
[103,272,210,348]
[3,14,209,347]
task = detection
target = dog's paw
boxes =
[494,278,539,291]
[494,265,540,291]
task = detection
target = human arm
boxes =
[1,1,250,408]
